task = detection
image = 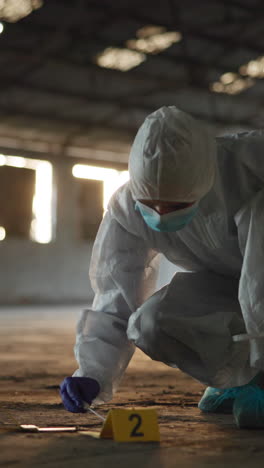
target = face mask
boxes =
[135,200,198,232]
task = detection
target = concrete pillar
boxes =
[53,159,79,243]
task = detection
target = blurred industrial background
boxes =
[0,0,263,303]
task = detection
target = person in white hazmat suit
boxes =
[60,106,264,428]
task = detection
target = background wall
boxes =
[0,239,93,303]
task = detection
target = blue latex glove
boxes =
[60,377,100,413]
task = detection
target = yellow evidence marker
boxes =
[97,408,160,442]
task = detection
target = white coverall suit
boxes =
[73,106,264,404]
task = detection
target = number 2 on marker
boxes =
[129,413,144,437]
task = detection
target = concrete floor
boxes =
[0,305,264,468]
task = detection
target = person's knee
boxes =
[127,299,163,356]
[140,306,160,347]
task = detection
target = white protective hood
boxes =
[129,106,217,203]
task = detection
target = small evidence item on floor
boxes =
[0,425,78,433]
[0,408,160,442]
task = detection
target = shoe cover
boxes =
[198,386,242,413]
[233,385,264,428]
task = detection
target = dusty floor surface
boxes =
[0,305,264,468]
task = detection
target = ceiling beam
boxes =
[0,97,258,132]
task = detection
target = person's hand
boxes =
[60,377,100,413]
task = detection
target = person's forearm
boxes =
[73,309,135,403]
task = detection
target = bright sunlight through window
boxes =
[0,226,6,241]
[72,164,129,212]
[0,154,53,243]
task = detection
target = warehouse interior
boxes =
[1,0,264,467]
